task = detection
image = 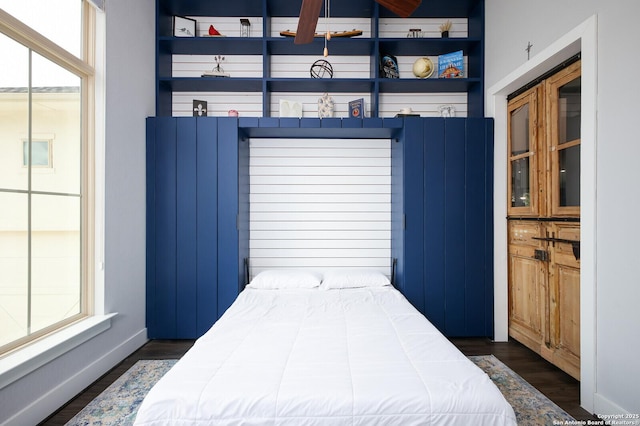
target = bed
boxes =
[134,269,517,425]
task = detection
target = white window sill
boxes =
[0,313,117,390]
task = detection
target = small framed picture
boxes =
[174,16,196,37]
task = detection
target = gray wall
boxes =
[0,0,154,423]
[486,0,640,415]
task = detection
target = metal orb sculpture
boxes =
[310,60,334,78]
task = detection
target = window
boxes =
[23,139,52,168]
[0,3,96,354]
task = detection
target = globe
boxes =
[412,57,434,78]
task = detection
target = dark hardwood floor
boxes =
[40,337,597,425]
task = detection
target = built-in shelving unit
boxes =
[156,0,485,117]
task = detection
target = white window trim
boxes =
[0,2,108,366]
[0,313,116,389]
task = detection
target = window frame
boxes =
[0,4,96,356]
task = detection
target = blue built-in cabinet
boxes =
[146,117,249,338]
[146,117,493,339]
[392,118,494,337]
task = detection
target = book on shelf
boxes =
[349,98,365,118]
[438,50,464,78]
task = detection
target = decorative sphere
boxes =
[412,57,434,78]
[310,60,334,79]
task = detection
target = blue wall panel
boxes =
[443,119,468,336]
[196,118,219,335]
[176,118,198,337]
[464,118,489,336]
[217,118,240,316]
[423,118,446,331]
[484,120,495,337]
[153,117,177,338]
[401,119,425,312]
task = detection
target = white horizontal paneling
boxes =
[270,92,372,118]
[378,18,468,38]
[173,55,262,78]
[250,193,390,203]
[270,55,370,79]
[172,92,262,117]
[251,230,390,240]
[250,257,389,269]
[251,184,388,194]
[250,138,391,276]
[379,92,468,117]
[252,211,391,222]
[188,16,264,38]
[251,239,389,249]
[251,155,388,167]
[270,17,372,38]
[251,166,389,176]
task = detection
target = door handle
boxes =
[532,237,580,261]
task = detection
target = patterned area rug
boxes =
[469,355,575,425]
[66,355,575,425]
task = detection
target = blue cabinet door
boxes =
[395,117,494,338]
[147,117,243,338]
[147,117,178,338]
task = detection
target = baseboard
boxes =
[594,392,634,420]
[3,328,148,426]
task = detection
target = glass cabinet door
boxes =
[507,86,540,216]
[546,61,581,217]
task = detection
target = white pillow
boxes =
[246,269,323,289]
[321,268,391,289]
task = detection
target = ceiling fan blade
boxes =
[294,0,323,44]
[375,0,422,17]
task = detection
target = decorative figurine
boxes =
[240,19,251,37]
[310,60,333,78]
[439,20,452,38]
[202,55,230,77]
[318,92,335,118]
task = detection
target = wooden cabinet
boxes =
[508,221,547,351]
[508,220,580,379]
[544,222,580,378]
[506,58,581,379]
[155,0,486,117]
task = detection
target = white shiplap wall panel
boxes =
[173,55,262,78]
[270,56,370,79]
[270,92,372,118]
[250,138,391,276]
[250,193,389,203]
[188,16,264,38]
[270,17,372,38]
[378,18,468,38]
[172,92,262,117]
[379,92,468,117]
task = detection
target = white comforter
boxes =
[134,287,517,425]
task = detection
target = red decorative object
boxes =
[209,25,220,36]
